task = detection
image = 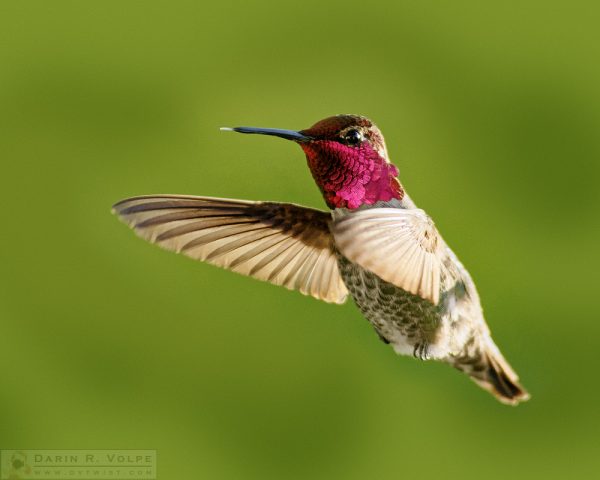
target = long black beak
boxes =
[220,126,311,142]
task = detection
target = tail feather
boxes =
[457,341,530,405]
[474,353,530,405]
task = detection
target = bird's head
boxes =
[223,114,404,209]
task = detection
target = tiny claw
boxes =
[413,341,430,361]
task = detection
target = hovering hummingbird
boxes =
[113,114,530,405]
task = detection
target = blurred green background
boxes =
[1,1,599,478]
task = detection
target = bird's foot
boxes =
[376,330,390,344]
[413,341,430,360]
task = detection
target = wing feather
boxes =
[113,195,348,304]
[333,208,446,305]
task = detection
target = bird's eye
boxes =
[343,129,364,146]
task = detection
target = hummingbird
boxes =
[113,114,530,405]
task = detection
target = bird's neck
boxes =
[302,142,404,210]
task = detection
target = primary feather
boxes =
[113,195,348,304]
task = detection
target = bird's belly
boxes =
[337,254,449,358]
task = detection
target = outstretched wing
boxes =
[332,208,447,305]
[113,195,348,304]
